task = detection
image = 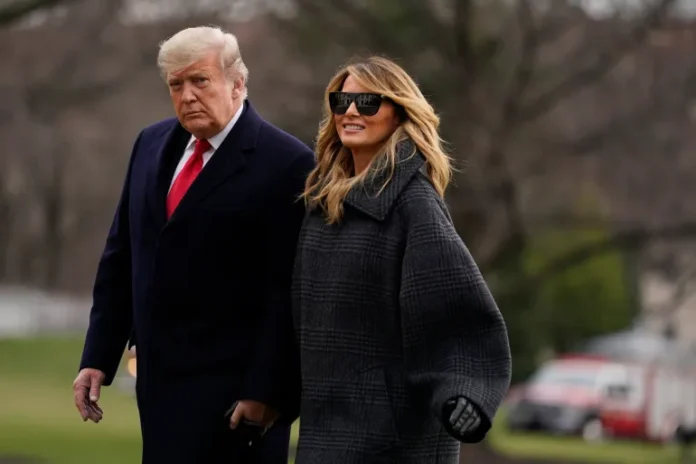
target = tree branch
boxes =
[479,0,539,273]
[517,0,677,123]
[645,266,696,317]
[0,0,70,26]
[290,0,403,52]
[22,0,130,119]
[557,102,657,155]
[499,0,537,126]
[504,222,696,297]
[452,0,476,76]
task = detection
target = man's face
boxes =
[167,52,242,139]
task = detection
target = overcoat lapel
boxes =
[145,101,263,228]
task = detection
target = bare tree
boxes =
[0,0,282,290]
[0,0,150,288]
[0,0,71,26]
[265,0,696,378]
[271,0,696,290]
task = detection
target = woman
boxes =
[292,56,512,463]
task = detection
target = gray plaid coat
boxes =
[292,142,511,464]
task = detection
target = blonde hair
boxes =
[303,56,452,224]
[157,26,249,99]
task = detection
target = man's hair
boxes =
[157,26,249,99]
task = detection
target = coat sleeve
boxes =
[399,188,511,443]
[239,148,315,425]
[78,131,142,386]
[127,328,136,350]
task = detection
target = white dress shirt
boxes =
[169,104,244,192]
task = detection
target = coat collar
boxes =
[344,140,426,221]
[146,100,263,229]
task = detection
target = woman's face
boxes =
[333,75,401,156]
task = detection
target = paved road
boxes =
[459,442,611,464]
[0,286,89,337]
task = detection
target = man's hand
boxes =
[73,368,106,423]
[229,400,279,430]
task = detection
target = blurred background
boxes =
[3,0,696,462]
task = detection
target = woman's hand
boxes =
[446,397,481,435]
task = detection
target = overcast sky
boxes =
[15,0,696,29]
[577,0,696,18]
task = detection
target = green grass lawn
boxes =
[488,411,685,463]
[0,336,688,464]
[0,336,301,464]
[490,427,684,463]
[0,336,142,463]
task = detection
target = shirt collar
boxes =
[185,103,244,151]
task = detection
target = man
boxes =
[73,25,314,463]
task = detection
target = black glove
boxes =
[445,397,481,435]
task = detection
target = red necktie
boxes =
[166,138,211,219]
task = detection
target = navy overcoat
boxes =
[79,101,314,463]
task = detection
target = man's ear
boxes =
[231,77,245,99]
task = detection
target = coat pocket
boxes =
[331,365,400,455]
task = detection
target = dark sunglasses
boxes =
[329,92,386,116]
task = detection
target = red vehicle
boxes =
[506,355,610,441]
[598,357,696,442]
[507,330,696,443]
